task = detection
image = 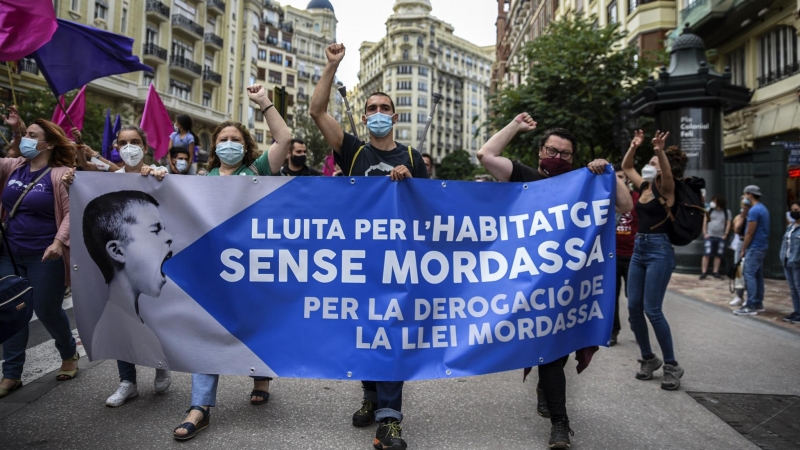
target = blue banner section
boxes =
[163,167,617,380]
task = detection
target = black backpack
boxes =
[654,176,706,246]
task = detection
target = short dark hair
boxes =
[170,146,190,159]
[83,191,160,284]
[539,128,577,155]
[290,138,305,151]
[712,196,727,210]
[364,92,395,114]
[421,153,432,161]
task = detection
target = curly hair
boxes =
[665,145,688,179]
[207,121,260,171]
[31,119,75,168]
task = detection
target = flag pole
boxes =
[5,63,17,106]
[52,90,82,144]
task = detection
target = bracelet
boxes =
[262,104,274,114]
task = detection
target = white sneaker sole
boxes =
[106,390,138,407]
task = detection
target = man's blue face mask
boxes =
[366,113,394,138]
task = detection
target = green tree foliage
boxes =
[437,149,475,180]
[293,102,331,170]
[489,12,665,168]
[12,88,109,151]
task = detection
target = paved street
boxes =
[1,288,798,450]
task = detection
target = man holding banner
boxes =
[477,112,633,449]
[310,42,429,450]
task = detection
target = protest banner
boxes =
[70,168,617,380]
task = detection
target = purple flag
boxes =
[0,0,57,61]
[32,19,152,96]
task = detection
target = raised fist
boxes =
[326,43,345,64]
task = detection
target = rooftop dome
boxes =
[671,32,705,52]
[306,0,334,12]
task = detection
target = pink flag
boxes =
[140,84,172,160]
[0,0,58,60]
[52,86,86,140]
[323,153,336,176]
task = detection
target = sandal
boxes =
[173,406,210,441]
[0,379,22,398]
[56,352,79,381]
[250,390,270,406]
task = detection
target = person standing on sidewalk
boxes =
[621,130,687,391]
[700,197,731,279]
[779,202,800,324]
[310,43,428,450]
[612,157,640,346]
[478,112,633,449]
[734,186,770,316]
[730,198,751,306]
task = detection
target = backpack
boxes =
[654,176,706,246]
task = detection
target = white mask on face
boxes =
[641,164,658,181]
[120,144,144,167]
[709,201,717,210]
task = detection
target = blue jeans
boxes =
[118,360,137,384]
[362,381,403,422]
[1,253,74,380]
[784,264,800,314]
[744,248,766,308]
[190,374,272,407]
[627,234,677,365]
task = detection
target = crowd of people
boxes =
[0,42,797,450]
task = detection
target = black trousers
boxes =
[536,355,570,423]
[614,256,632,334]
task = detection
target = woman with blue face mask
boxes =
[0,109,78,398]
[173,84,291,441]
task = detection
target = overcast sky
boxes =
[280,0,498,88]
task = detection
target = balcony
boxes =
[757,63,800,88]
[298,93,308,102]
[146,0,169,21]
[204,32,223,50]
[312,74,321,83]
[203,67,222,86]
[142,43,168,63]
[170,55,202,77]
[207,0,225,15]
[265,35,278,46]
[18,58,38,75]
[628,0,658,14]
[674,0,764,48]
[298,70,310,79]
[172,14,203,39]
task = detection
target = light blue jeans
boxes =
[627,234,677,365]
[784,263,800,314]
[743,248,767,308]
[190,374,272,406]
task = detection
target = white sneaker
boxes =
[154,369,171,394]
[729,296,743,306]
[106,381,138,407]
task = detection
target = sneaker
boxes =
[609,331,618,347]
[64,287,72,299]
[106,381,138,407]
[755,304,766,312]
[661,364,684,390]
[729,296,743,307]
[733,307,758,316]
[699,273,708,280]
[635,356,663,380]
[352,399,376,427]
[781,312,798,322]
[548,419,574,449]
[791,315,800,324]
[536,387,551,418]
[154,369,171,394]
[373,419,407,450]
[712,273,722,279]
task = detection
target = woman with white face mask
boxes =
[61,125,171,407]
[0,109,78,398]
[172,84,291,442]
[621,129,688,391]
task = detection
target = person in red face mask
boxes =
[477,112,633,450]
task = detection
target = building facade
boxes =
[355,0,495,164]
[493,0,678,93]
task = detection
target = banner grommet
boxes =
[347,371,352,377]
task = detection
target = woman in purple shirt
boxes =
[0,111,77,398]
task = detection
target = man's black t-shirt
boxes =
[509,160,544,183]
[336,132,429,178]
[279,164,322,176]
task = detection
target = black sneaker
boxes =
[548,419,573,449]
[373,419,407,450]
[609,331,618,347]
[712,272,722,279]
[781,312,798,322]
[352,399,376,427]
[699,273,708,280]
[536,387,551,418]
